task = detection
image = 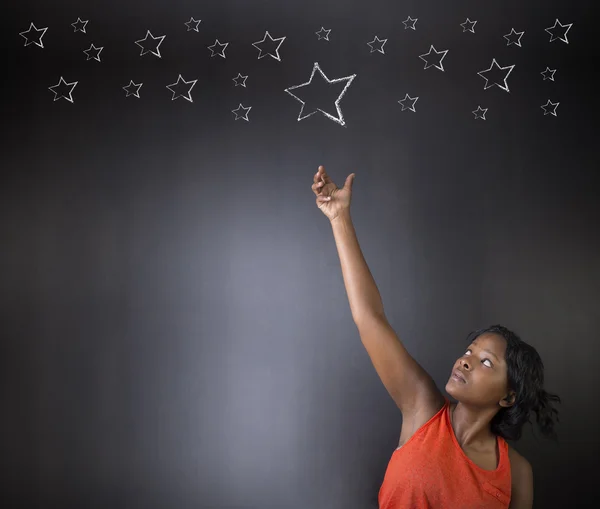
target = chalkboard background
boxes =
[4,1,598,508]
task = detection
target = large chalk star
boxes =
[477,58,515,92]
[252,31,286,61]
[19,22,48,48]
[419,45,448,71]
[48,76,78,103]
[135,30,165,58]
[545,19,572,44]
[166,74,197,102]
[284,61,356,127]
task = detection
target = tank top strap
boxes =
[495,434,510,473]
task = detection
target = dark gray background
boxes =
[3,0,598,508]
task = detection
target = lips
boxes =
[452,369,466,383]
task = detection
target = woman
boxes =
[311,166,561,509]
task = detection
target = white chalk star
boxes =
[503,28,525,47]
[367,35,387,54]
[316,27,331,41]
[48,76,78,103]
[71,17,88,33]
[166,74,197,102]
[208,39,229,58]
[541,67,557,81]
[123,80,143,98]
[477,58,515,92]
[419,45,448,71]
[184,17,201,32]
[232,103,252,121]
[252,31,286,61]
[19,22,48,48]
[541,99,559,116]
[472,106,488,120]
[402,16,418,30]
[232,73,248,87]
[545,19,572,44]
[460,18,477,33]
[83,43,103,61]
[284,61,356,127]
[398,94,419,112]
[135,30,166,58]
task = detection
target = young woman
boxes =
[311,166,560,509]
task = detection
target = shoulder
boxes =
[507,445,533,508]
[507,444,532,473]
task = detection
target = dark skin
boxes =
[312,167,533,506]
[445,332,516,449]
[443,332,533,508]
[312,166,533,509]
[389,332,533,507]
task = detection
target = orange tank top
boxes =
[378,398,512,509]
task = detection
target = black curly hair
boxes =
[465,325,561,442]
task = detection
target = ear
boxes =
[499,391,516,408]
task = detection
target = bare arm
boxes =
[330,210,384,321]
[330,211,438,413]
[509,457,533,509]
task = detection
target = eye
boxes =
[465,349,493,367]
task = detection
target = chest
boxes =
[463,444,499,470]
[397,437,499,471]
[384,443,511,508]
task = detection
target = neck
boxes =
[451,402,497,448]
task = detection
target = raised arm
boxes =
[330,211,440,415]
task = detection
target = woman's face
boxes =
[445,333,514,407]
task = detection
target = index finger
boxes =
[314,165,324,183]
[318,165,329,183]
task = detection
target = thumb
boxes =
[344,173,356,191]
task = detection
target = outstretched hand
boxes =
[311,165,356,222]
